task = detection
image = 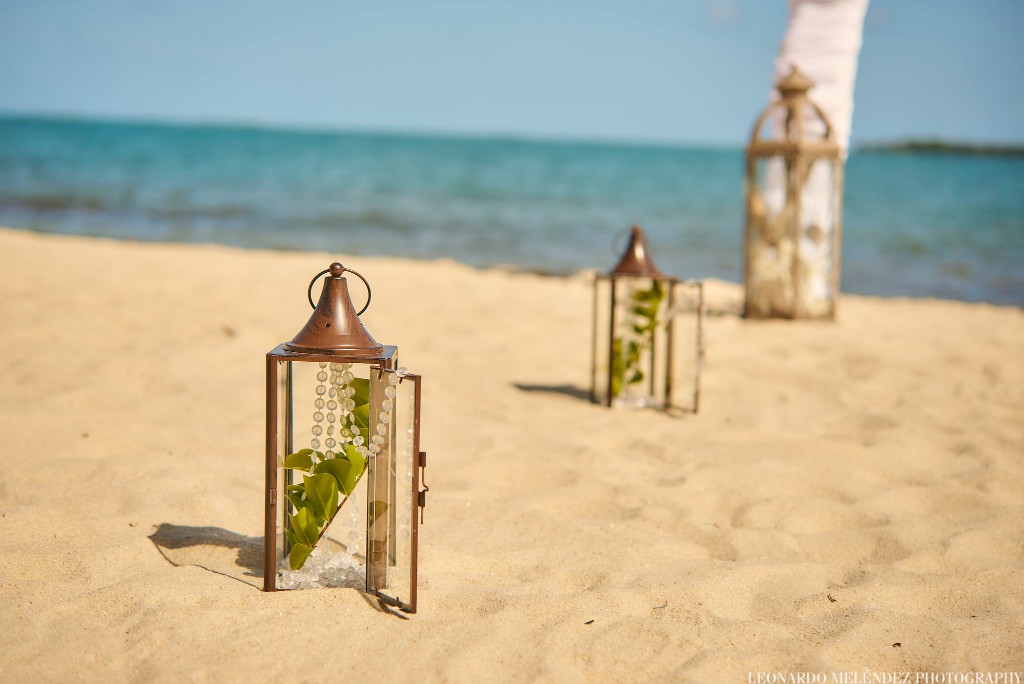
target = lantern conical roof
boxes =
[284,262,385,356]
[609,225,664,278]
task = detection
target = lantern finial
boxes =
[284,263,385,356]
[777,65,814,98]
[609,225,664,278]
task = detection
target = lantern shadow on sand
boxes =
[264,262,427,614]
[590,226,705,413]
[744,66,843,320]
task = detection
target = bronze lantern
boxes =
[264,262,427,614]
[590,225,705,412]
[744,66,843,319]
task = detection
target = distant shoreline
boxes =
[857,139,1024,157]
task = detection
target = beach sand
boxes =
[0,226,1021,681]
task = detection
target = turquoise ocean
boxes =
[1,116,1021,306]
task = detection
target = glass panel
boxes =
[366,368,420,613]
[591,277,611,406]
[747,153,798,317]
[274,360,374,590]
[274,359,290,579]
[667,280,705,413]
[797,157,837,317]
[610,276,668,408]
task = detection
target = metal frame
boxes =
[263,344,396,593]
[590,273,706,413]
[744,67,843,320]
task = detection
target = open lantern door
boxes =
[366,366,425,613]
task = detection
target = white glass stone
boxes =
[385,386,396,398]
[315,385,327,396]
[330,362,343,371]
[310,438,321,449]
[312,425,323,436]
[325,437,336,449]
[328,387,337,398]
[316,371,328,382]
[371,435,384,445]
[353,436,364,446]
[368,444,380,454]
[319,362,328,368]
[313,411,324,423]
[376,424,388,437]
[326,424,335,435]
[314,398,325,409]
[380,411,391,424]
[388,373,400,386]
[326,413,336,423]
[327,400,338,411]
[382,399,392,412]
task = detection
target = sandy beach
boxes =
[0,225,1021,681]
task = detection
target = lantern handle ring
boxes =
[307,266,372,315]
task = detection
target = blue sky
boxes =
[0,0,1021,146]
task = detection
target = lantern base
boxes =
[275,541,366,591]
[612,393,659,409]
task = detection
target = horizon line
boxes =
[3,109,1023,152]
[0,109,743,152]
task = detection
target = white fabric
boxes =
[774,0,870,157]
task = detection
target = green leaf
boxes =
[285,528,297,547]
[285,491,305,511]
[283,450,314,470]
[288,543,313,570]
[315,458,355,496]
[352,403,369,429]
[367,500,388,525]
[351,377,370,407]
[610,337,624,399]
[303,473,338,520]
[289,507,319,547]
[285,483,304,493]
[345,444,367,474]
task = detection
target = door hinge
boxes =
[418,451,428,524]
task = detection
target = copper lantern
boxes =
[264,262,427,614]
[590,225,705,412]
[744,66,843,319]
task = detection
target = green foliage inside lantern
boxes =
[610,280,665,400]
[282,377,374,570]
